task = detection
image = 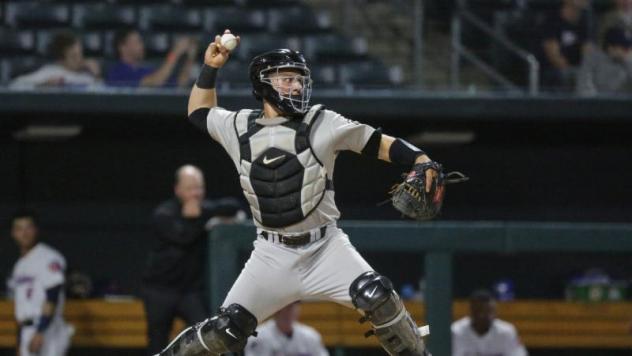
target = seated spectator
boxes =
[245,302,329,356]
[599,0,632,45]
[10,31,101,89]
[106,28,197,88]
[577,26,632,95]
[539,0,592,91]
[452,289,528,356]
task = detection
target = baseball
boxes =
[221,33,238,51]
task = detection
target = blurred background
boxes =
[1,0,632,355]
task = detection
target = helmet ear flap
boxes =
[252,89,262,101]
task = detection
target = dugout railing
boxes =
[207,221,632,356]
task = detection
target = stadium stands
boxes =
[0,0,400,88]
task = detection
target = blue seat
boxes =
[237,34,289,61]
[310,64,339,86]
[181,0,236,5]
[73,3,136,31]
[339,60,394,87]
[6,56,46,81]
[139,4,203,32]
[34,30,58,56]
[0,2,5,26]
[303,34,368,63]
[216,59,251,88]
[0,28,36,56]
[0,58,8,84]
[144,31,172,59]
[81,31,106,57]
[271,5,329,34]
[243,0,301,8]
[6,1,70,29]
[206,7,266,34]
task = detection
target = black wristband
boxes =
[36,315,52,332]
[389,138,425,166]
[196,65,218,89]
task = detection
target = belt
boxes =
[259,226,328,247]
[20,319,35,327]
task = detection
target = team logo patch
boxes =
[49,261,63,272]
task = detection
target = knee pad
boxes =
[198,303,258,353]
[350,271,429,356]
[350,271,400,325]
[157,303,257,356]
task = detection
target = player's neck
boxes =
[275,320,294,337]
[20,242,37,256]
[263,101,282,119]
[471,321,492,336]
[120,53,140,67]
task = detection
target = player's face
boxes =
[470,300,496,332]
[121,32,145,61]
[275,302,301,324]
[63,42,84,72]
[268,69,306,96]
[175,173,205,202]
[11,217,38,250]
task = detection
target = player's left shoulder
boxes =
[492,318,518,336]
[37,243,67,267]
[317,107,342,120]
[38,243,65,258]
[294,322,322,340]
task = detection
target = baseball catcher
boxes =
[155,29,468,356]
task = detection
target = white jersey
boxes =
[205,106,375,234]
[9,64,102,90]
[245,319,329,356]
[451,317,528,356]
[7,243,67,323]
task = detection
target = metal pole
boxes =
[413,0,424,87]
[450,15,461,90]
[425,251,453,356]
[527,54,539,96]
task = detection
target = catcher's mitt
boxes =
[390,161,468,220]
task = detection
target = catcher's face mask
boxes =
[260,65,313,115]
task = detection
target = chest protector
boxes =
[235,104,331,228]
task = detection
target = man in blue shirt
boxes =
[106,28,197,88]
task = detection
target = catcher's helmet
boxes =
[249,49,312,117]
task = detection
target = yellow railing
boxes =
[2,299,631,349]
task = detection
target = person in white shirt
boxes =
[452,289,527,356]
[245,302,328,356]
[6,210,73,356]
[10,31,101,90]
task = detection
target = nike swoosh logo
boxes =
[367,286,378,298]
[225,328,237,339]
[263,155,285,165]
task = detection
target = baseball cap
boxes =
[604,26,632,48]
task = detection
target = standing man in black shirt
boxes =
[142,165,244,355]
[539,0,593,90]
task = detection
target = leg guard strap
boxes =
[350,271,430,356]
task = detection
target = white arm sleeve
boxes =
[327,112,376,153]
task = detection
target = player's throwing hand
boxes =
[205,29,240,69]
